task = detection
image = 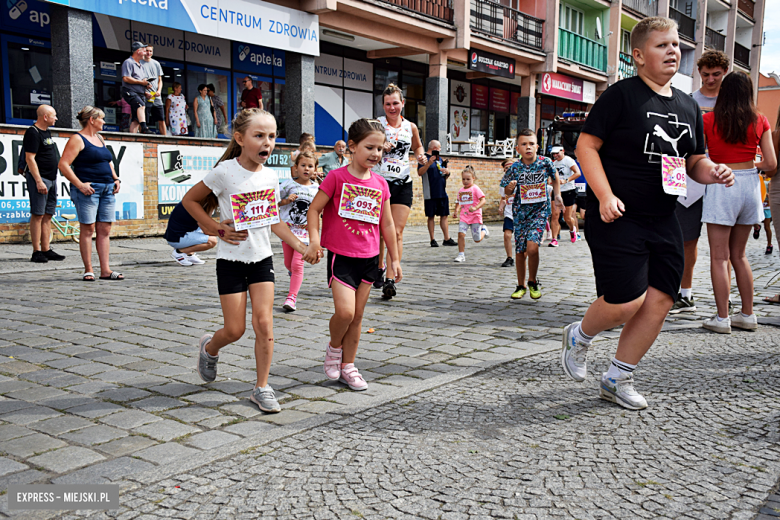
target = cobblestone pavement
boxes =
[0,223,779,518]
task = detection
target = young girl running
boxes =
[453,166,488,263]
[304,119,402,391]
[182,108,318,413]
[278,151,319,312]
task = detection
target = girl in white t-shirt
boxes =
[278,151,319,312]
[181,108,319,414]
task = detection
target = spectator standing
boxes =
[701,72,776,333]
[121,42,153,134]
[319,140,350,176]
[142,45,166,135]
[193,84,216,139]
[24,105,64,263]
[165,82,188,136]
[418,140,455,247]
[239,77,263,110]
[58,107,124,281]
[207,84,228,136]
[670,50,730,314]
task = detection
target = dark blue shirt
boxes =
[419,154,448,200]
[164,202,199,242]
[71,134,114,184]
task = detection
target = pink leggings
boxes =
[282,241,304,300]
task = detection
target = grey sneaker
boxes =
[669,295,696,314]
[250,385,281,413]
[561,322,589,382]
[196,334,218,382]
[600,372,648,410]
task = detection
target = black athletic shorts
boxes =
[216,256,274,295]
[561,190,577,207]
[585,213,683,305]
[121,88,145,121]
[674,198,704,242]
[146,104,165,124]
[576,193,587,210]
[327,251,379,291]
[424,197,449,217]
[389,180,413,207]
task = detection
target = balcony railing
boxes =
[622,0,657,18]
[379,0,453,22]
[738,0,754,18]
[558,28,607,72]
[734,42,751,68]
[705,27,726,51]
[618,51,636,80]
[470,0,544,49]
[669,7,695,41]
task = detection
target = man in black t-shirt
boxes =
[24,105,65,263]
[559,17,734,410]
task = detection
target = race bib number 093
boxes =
[338,183,383,225]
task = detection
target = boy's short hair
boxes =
[697,50,730,71]
[517,128,535,138]
[630,16,678,56]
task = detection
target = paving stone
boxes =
[181,391,238,406]
[2,432,67,458]
[95,387,152,402]
[133,443,201,464]
[0,405,61,425]
[28,446,105,474]
[218,401,262,418]
[164,406,222,423]
[5,385,67,402]
[0,457,27,477]
[69,401,125,418]
[223,421,275,437]
[134,420,201,442]
[184,430,241,450]
[95,435,159,457]
[52,457,155,485]
[197,415,237,429]
[285,385,337,399]
[99,410,162,429]
[132,396,188,412]
[292,400,344,414]
[0,424,34,442]
[32,415,94,436]
[255,410,314,425]
[147,382,202,397]
[61,425,128,445]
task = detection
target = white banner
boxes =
[0,134,144,223]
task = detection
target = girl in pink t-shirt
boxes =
[453,166,488,262]
[304,119,402,391]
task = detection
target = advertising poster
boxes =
[472,85,489,110]
[157,144,293,219]
[0,134,144,223]
[449,106,470,141]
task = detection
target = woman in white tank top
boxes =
[374,84,426,301]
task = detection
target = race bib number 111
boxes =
[231,189,280,231]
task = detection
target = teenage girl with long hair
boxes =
[182,108,319,412]
[701,72,777,333]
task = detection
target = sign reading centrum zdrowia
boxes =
[44,0,319,56]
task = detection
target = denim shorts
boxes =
[71,182,116,224]
[167,228,210,250]
[26,174,57,216]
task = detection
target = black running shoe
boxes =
[430,239,439,247]
[501,257,514,267]
[381,278,396,300]
[373,267,386,289]
[42,249,65,261]
[442,238,457,246]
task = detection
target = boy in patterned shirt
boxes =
[500,129,563,300]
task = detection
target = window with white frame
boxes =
[559,4,585,35]
[621,29,631,53]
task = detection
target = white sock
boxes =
[605,358,636,379]
[740,312,754,318]
[573,322,594,344]
[716,315,729,322]
[680,288,692,299]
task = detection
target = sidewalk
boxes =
[0,224,779,518]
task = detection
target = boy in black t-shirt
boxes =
[560,17,734,410]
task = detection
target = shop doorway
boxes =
[186,65,231,138]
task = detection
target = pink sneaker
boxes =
[283,296,296,312]
[570,231,576,243]
[323,344,342,380]
[339,363,368,391]
[548,239,559,248]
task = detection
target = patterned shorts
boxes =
[513,202,550,253]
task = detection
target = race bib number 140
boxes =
[338,183,383,225]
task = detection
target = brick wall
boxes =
[0,125,510,243]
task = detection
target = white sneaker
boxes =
[171,250,192,266]
[482,225,490,239]
[561,322,589,382]
[454,252,466,263]
[187,253,205,265]
[703,315,731,334]
[731,313,757,331]
[600,372,648,410]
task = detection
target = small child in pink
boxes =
[304,119,401,391]
[453,165,488,262]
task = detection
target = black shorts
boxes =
[121,89,146,121]
[424,197,449,217]
[561,190,577,207]
[503,217,514,232]
[146,104,165,124]
[327,251,379,291]
[389,180,413,207]
[674,199,703,242]
[576,194,587,210]
[585,213,683,305]
[216,257,274,295]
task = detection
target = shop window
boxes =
[186,67,230,138]
[274,82,286,141]
[6,41,52,122]
[471,109,488,139]
[374,69,399,92]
